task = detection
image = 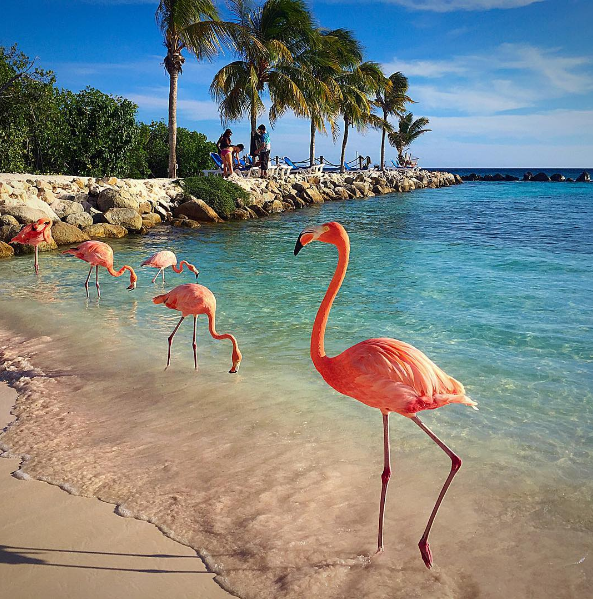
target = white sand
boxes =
[0,382,232,599]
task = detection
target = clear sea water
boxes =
[1,179,592,598]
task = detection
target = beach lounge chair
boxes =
[283,157,324,175]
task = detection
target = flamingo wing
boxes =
[330,338,475,416]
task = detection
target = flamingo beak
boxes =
[294,234,304,256]
[127,282,137,290]
[229,362,240,374]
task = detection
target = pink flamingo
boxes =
[10,218,53,274]
[62,240,137,298]
[141,250,199,283]
[153,283,241,373]
[294,221,477,568]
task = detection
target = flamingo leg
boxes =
[192,315,198,370]
[84,265,93,298]
[166,316,185,370]
[95,266,101,298]
[376,412,391,554]
[162,268,166,283]
[34,246,39,275]
[151,268,162,284]
[412,415,462,569]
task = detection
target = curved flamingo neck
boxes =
[311,231,350,370]
[171,260,193,273]
[106,264,137,285]
[207,311,239,352]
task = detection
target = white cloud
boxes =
[382,0,544,11]
[129,89,221,121]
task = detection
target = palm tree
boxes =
[336,60,386,172]
[210,0,315,145]
[157,0,232,178]
[375,71,411,171]
[298,28,363,167]
[388,112,431,166]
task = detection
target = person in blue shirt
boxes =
[256,124,271,178]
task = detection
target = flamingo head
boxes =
[189,265,200,280]
[229,346,242,374]
[127,269,138,291]
[32,218,52,233]
[294,221,347,255]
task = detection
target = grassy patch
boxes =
[180,175,250,219]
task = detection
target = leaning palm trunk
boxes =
[380,107,387,171]
[340,117,349,173]
[168,69,179,178]
[309,119,316,167]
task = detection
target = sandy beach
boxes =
[0,382,232,599]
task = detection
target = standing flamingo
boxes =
[153,283,241,373]
[141,250,199,283]
[294,222,477,568]
[62,240,137,298]
[10,218,53,274]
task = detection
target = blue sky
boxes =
[3,0,593,167]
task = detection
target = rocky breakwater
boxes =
[0,174,183,258]
[229,169,462,220]
[0,169,461,259]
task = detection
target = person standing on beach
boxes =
[250,129,261,165]
[257,125,271,178]
[217,129,234,177]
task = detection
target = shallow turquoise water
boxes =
[1,180,592,598]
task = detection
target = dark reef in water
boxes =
[458,170,590,183]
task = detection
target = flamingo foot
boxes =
[418,539,433,569]
[371,547,384,560]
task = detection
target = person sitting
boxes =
[217,129,234,177]
[232,144,245,169]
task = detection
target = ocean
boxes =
[1,178,592,598]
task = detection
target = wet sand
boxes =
[0,382,232,599]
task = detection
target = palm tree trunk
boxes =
[380,107,387,171]
[250,96,258,139]
[309,119,316,167]
[168,69,179,178]
[340,117,349,173]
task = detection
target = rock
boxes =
[0,241,14,258]
[82,224,128,239]
[231,209,252,220]
[173,198,223,223]
[11,239,57,254]
[492,173,505,181]
[0,224,20,243]
[523,171,533,181]
[576,171,590,182]
[248,204,268,217]
[66,212,94,228]
[299,188,324,204]
[333,187,350,200]
[138,201,152,214]
[263,199,284,213]
[104,208,143,232]
[38,188,57,204]
[531,172,551,182]
[0,205,53,224]
[171,218,202,229]
[566,178,575,182]
[97,187,140,212]
[0,214,19,227]
[550,173,565,182]
[141,213,162,226]
[51,221,90,245]
[52,199,84,219]
[504,174,519,181]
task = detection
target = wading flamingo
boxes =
[63,240,137,298]
[153,283,241,373]
[141,250,199,283]
[10,218,53,274]
[294,221,477,568]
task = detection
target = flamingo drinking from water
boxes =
[294,221,477,568]
[141,250,199,283]
[62,240,137,298]
[10,218,53,274]
[153,283,241,373]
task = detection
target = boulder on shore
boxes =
[173,198,222,223]
[82,223,128,239]
[576,171,590,182]
[97,187,140,212]
[51,221,90,246]
[104,208,143,232]
[0,241,14,258]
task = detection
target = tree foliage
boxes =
[388,112,431,166]
[0,44,217,178]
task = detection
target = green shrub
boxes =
[180,176,250,219]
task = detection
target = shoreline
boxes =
[0,169,461,257]
[0,377,234,599]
